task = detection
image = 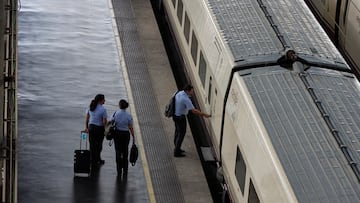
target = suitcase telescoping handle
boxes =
[80,131,88,150]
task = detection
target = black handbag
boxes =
[104,120,115,140]
[129,143,138,166]
[104,112,116,140]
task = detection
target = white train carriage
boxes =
[159,0,360,202]
[304,0,360,78]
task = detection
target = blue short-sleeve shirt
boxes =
[174,90,194,116]
[112,109,133,131]
[86,104,108,126]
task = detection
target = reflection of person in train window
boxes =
[172,84,211,157]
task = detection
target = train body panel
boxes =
[208,0,346,63]
[241,65,360,202]
[305,0,360,76]
[165,0,233,93]
[160,0,360,202]
[223,74,297,202]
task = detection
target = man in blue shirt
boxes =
[173,84,211,157]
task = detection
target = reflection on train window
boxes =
[235,147,246,195]
[199,51,207,88]
[248,179,260,203]
[191,31,198,66]
[172,0,176,8]
[208,76,212,104]
[177,0,183,26]
[184,12,190,44]
[343,0,349,25]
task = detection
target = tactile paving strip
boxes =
[111,0,185,202]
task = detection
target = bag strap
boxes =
[174,90,180,97]
[112,111,116,126]
[172,90,180,116]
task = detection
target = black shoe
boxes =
[174,153,186,157]
[174,149,185,153]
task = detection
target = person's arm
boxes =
[184,97,210,117]
[191,108,211,118]
[103,108,108,126]
[102,117,107,127]
[85,113,90,133]
[129,124,135,144]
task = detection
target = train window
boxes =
[191,31,198,66]
[199,51,207,88]
[184,12,190,44]
[177,0,183,26]
[248,179,260,203]
[172,0,176,8]
[208,76,212,104]
[235,147,246,195]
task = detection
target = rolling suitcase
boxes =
[74,131,91,176]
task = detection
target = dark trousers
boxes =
[114,130,130,174]
[173,115,186,154]
[88,124,105,164]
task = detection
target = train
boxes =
[304,0,360,79]
[156,0,360,202]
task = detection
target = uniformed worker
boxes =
[111,99,135,178]
[85,94,108,166]
[173,84,211,157]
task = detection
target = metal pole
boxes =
[1,0,18,202]
[0,0,7,201]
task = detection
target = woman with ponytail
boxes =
[85,94,108,166]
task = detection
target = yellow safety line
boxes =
[108,1,156,202]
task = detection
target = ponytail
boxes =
[89,100,97,111]
[89,94,105,111]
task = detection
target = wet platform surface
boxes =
[18,0,148,202]
[18,0,212,202]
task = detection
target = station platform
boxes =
[108,0,212,203]
[109,0,213,202]
[17,0,213,202]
